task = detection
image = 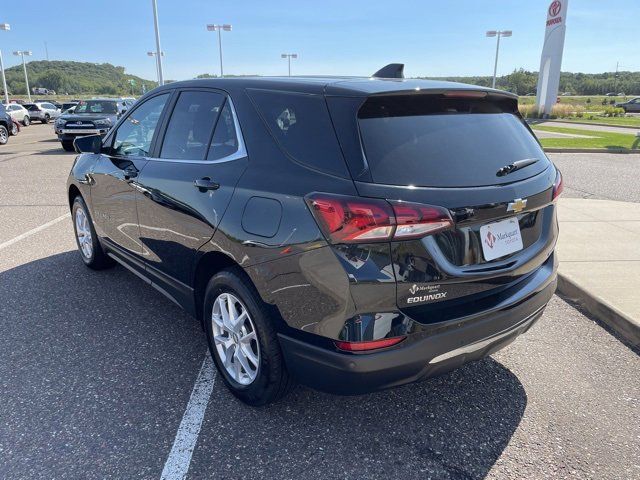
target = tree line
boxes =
[425,69,640,95]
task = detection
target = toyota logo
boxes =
[548,0,561,17]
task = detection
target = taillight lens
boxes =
[335,336,406,352]
[305,193,453,244]
[390,201,453,239]
[552,169,563,200]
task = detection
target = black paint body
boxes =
[67,77,558,394]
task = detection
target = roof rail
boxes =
[371,63,404,79]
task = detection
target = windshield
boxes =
[74,100,118,115]
[358,95,548,187]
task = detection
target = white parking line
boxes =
[161,354,216,480]
[0,213,71,251]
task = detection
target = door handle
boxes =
[194,177,220,191]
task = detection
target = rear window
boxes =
[25,104,39,111]
[358,95,549,188]
[248,90,348,177]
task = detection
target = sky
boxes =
[0,0,637,82]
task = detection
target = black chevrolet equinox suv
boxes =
[67,67,561,405]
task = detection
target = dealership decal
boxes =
[407,284,447,304]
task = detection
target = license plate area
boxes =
[480,217,523,261]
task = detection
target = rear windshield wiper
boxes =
[496,158,539,177]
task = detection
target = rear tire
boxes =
[42,114,50,124]
[62,140,75,152]
[10,123,18,136]
[204,268,294,406]
[22,116,30,126]
[71,196,115,270]
[0,125,8,145]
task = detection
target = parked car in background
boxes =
[23,102,61,124]
[4,103,31,126]
[615,97,640,113]
[36,99,63,109]
[0,104,13,144]
[67,73,560,405]
[55,98,121,151]
[32,87,55,95]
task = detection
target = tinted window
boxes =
[25,104,39,111]
[248,90,347,177]
[358,95,549,188]
[207,100,239,160]
[112,94,169,157]
[160,90,224,160]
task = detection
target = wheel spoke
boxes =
[241,344,259,368]
[240,330,256,344]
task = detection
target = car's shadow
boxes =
[0,251,527,480]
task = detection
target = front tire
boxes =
[71,196,114,270]
[62,140,75,152]
[22,116,30,126]
[204,268,293,406]
[42,114,50,124]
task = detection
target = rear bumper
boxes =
[279,260,556,395]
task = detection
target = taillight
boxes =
[305,193,453,244]
[552,169,563,200]
[390,201,453,239]
[335,336,406,352]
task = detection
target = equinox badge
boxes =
[507,198,527,213]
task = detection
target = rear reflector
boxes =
[552,169,563,200]
[305,193,453,244]
[335,336,406,352]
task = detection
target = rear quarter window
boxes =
[247,89,348,178]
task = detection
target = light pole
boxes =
[486,30,512,89]
[147,51,165,86]
[13,50,33,102]
[206,24,232,77]
[281,53,298,76]
[151,0,164,85]
[0,23,10,105]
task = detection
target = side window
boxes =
[160,91,224,160]
[247,89,348,177]
[112,93,169,157]
[207,99,239,160]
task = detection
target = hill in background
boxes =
[2,60,156,96]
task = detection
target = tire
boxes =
[204,268,294,406]
[62,140,75,152]
[42,114,50,124]
[0,125,8,145]
[10,123,18,136]
[22,116,30,126]
[71,196,115,270]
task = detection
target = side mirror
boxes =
[74,134,102,154]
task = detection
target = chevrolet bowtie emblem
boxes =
[507,198,527,213]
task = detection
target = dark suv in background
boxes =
[67,68,560,405]
[56,98,133,151]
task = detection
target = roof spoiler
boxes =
[372,63,404,79]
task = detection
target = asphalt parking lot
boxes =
[1,124,639,479]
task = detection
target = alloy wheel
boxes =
[74,207,93,259]
[211,292,260,385]
[0,127,7,144]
